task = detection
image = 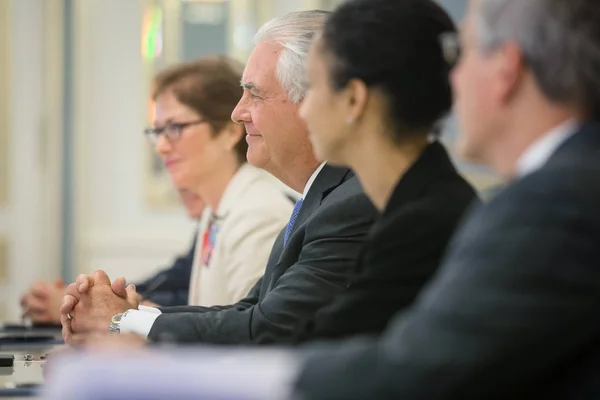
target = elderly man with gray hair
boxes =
[58,10,378,345]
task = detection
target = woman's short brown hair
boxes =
[152,55,247,163]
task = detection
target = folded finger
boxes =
[75,275,94,293]
[59,294,77,315]
[111,277,128,298]
[64,282,82,301]
[91,270,112,286]
[125,284,140,305]
[60,314,73,344]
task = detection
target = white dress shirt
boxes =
[302,162,326,198]
[120,163,327,339]
[515,119,578,177]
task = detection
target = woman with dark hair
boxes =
[296,0,478,340]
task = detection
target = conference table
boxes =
[0,324,63,399]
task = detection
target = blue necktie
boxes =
[284,199,304,245]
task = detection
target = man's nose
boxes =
[231,97,250,124]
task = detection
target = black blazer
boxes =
[148,165,378,344]
[296,121,600,399]
[135,233,197,307]
[296,142,477,341]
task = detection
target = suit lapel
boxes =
[255,165,353,299]
[285,165,351,243]
[257,165,351,293]
[265,165,351,273]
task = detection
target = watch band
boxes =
[109,311,128,334]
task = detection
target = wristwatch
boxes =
[109,311,127,334]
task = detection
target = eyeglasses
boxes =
[439,32,462,66]
[144,119,207,145]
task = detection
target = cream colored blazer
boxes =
[188,164,294,306]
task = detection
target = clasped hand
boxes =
[60,270,140,344]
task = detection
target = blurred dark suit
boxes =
[296,122,600,398]
[135,234,196,307]
[295,142,477,341]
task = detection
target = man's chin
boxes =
[246,149,268,170]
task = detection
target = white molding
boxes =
[0,0,10,210]
[257,0,275,24]
[72,0,93,274]
[78,229,193,282]
[0,0,11,321]
[82,230,192,257]
[7,0,50,319]
[40,0,66,279]
[302,0,323,8]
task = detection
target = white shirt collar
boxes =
[302,162,327,199]
[516,119,579,178]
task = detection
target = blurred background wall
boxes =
[0,0,66,320]
[0,0,499,321]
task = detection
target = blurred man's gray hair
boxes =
[255,10,330,104]
[477,0,600,117]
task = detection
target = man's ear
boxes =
[494,41,527,104]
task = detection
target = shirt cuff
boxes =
[138,305,162,315]
[120,309,162,338]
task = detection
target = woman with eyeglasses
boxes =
[295,0,478,340]
[144,56,293,307]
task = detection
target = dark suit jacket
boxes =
[135,234,196,307]
[148,165,378,344]
[296,122,600,399]
[295,142,477,341]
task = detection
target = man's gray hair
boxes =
[254,10,330,104]
[476,0,600,117]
